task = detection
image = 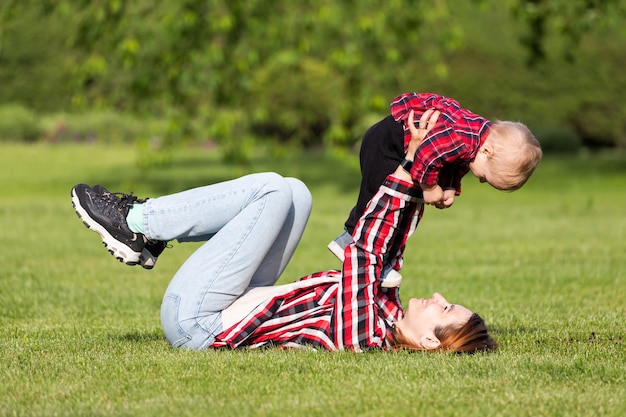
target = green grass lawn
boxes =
[1,143,624,417]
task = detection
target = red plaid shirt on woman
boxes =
[390,92,492,195]
[211,175,424,351]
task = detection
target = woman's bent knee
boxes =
[286,177,313,211]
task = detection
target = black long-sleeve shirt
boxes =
[345,115,409,234]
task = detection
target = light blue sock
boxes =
[126,203,145,234]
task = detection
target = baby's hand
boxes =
[439,189,456,209]
[421,184,444,206]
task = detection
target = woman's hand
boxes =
[406,109,440,157]
[393,109,440,182]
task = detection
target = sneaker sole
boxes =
[327,240,346,261]
[71,188,142,266]
[380,269,403,288]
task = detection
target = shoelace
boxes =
[99,191,143,214]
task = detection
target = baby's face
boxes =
[469,146,507,190]
[469,148,490,183]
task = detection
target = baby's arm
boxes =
[419,184,454,209]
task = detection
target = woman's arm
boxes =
[334,174,421,351]
[334,111,438,352]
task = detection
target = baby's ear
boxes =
[480,143,494,158]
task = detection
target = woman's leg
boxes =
[160,177,313,285]
[143,172,305,349]
[247,177,312,287]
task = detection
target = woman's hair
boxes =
[486,121,543,191]
[434,313,499,353]
[391,313,498,354]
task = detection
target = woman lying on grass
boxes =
[70,111,497,353]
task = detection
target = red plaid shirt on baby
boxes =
[390,92,492,195]
[211,175,424,351]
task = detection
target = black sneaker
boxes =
[71,184,145,265]
[92,184,169,269]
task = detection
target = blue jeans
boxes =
[141,173,312,349]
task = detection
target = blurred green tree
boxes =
[1,0,625,157]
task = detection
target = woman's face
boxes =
[395,293,473,350]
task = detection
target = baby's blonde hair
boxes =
[485,121,542,191]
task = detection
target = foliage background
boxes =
[1,0,626,160]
